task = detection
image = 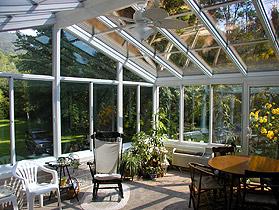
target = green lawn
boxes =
[0,119,88,159]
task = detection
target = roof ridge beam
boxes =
[184,0,247,76]
[253,0,279,57]
[55,0,139,29]
[98,16,183,79]
[159,28,212,77]
[0,2,82,15]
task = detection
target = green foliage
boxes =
[123,131,168,178]
[121,151,141,179]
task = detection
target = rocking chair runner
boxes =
[87,131,124,199]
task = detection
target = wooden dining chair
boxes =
[241,170,279,209]
[188,162,227,210]
[212,145,235,157]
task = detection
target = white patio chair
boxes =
[0,186,18,210]
[12,160,61,210]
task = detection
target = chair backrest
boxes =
[188,162,215,188]
[12,160,41,188]
[92,131,123,174]
[243,170,279,205]
[212,146,235,157]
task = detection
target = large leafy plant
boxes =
[250,102,279,142]
[122,131,168,179]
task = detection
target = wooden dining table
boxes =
[208,155,279,175]
[208,155,279,209]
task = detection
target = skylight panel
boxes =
[205,0,267,44]
[262,0,279,39]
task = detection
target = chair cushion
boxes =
[94,173,121,181]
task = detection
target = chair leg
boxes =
[93,183,98,199]
[27,194,34,210]
[11,195,18,210]
[39,194,44,207]
[56,188,62,210]
[118,183,124,198]
[96,183,99,197]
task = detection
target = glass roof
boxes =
[262,0,279,39]
[0,0,278,81]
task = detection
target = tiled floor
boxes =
[28,169,193,210]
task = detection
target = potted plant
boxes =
[121,150,141,180]
[60,176,68,187]
[130,131,169,179]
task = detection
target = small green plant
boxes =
[121,151,141,180]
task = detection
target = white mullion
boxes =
[117,62,123,133]
[209,85,213,145]
[242,82,250,155]
[136,85,140,133]
[52,26,61,158]
[9,78,16,165]
[152,85,159,130]
[89,82,94,151]
[179,85,185,142]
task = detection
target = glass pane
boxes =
[262,0,279,38]
[14,80,52,160]
[235,41,279,72]
[147,32,171,53]
[123,67,145,82]
[197,0,230,8]
[157,68,174,77]
[249,86,279,158]
[61,30,117,79]
[0,78,10,164]
[183,61,208,76]
[169,52,187,68]
[140,87,153,132]
[0,27,52,75]
[212,85,242,145]
[93,84,117,132]
[195,48,239,73]
[184,85,209,143]
[123,86,137,142]
[159,87,179,139]
[61,83,89,154]
[207,0,266,44]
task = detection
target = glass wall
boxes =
[0,78,10,164]
[123,86,137,142]
[184,86,209,143]
[61,30,117,79]
[93,84,117,132]
[140,87,153,132]
[61,83,89,154]
[159,87,180,139]
[249,86,279,158]
[14,80,52,160]
[212,85,242,145]
[0,27,52,75]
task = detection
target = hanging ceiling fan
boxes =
[108,1,187,41]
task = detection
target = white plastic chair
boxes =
[12,160,61,210]
[0,186,18,210]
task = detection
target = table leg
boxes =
[228,175,234,210]
[65,166,79,202]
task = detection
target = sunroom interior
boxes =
[0,0,279,189]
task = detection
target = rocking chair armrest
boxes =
[87,161,96,177]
